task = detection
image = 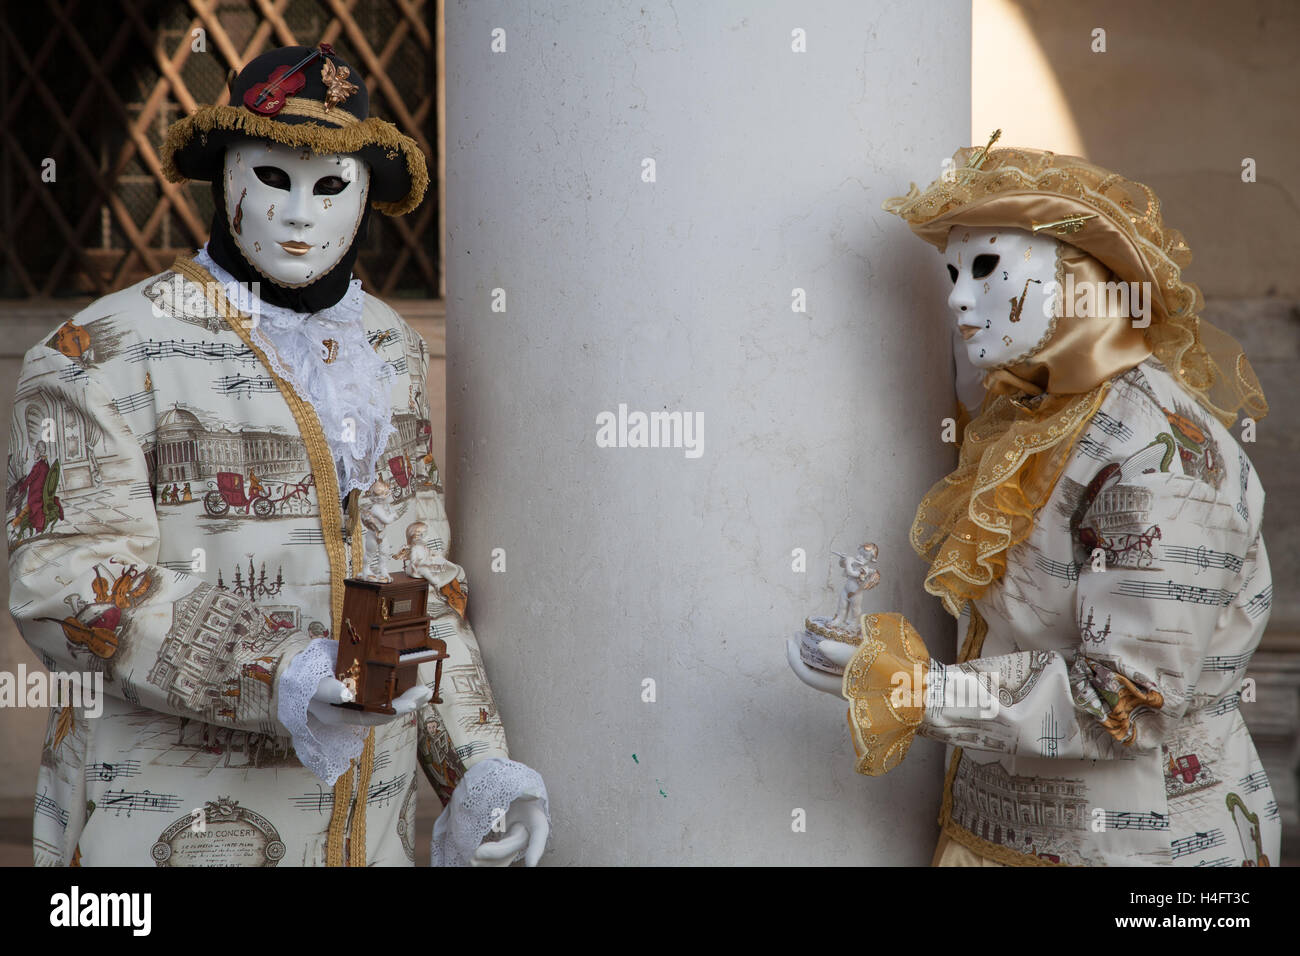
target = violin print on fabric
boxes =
[8,260,506,866]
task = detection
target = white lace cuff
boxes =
[431,758,549,867]
[276,637,369,786]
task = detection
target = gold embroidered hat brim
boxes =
[900,190,1170,324]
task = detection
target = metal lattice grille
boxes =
[0,0,437,298]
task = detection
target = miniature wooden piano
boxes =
[333,572,448,715]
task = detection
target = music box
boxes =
[332,572,448,714]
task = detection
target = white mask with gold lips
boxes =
[222,139,370,287]
[944,225,1062,370]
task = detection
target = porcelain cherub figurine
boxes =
[798,541,882,675]
[398,520,459,590]
[358,477,398,582]
[831,543,880,628]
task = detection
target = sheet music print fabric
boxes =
[7,259,509,866]
[924,361,1277,866]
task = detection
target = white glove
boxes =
[470,793,550,868]
[785,637,855,697]
[307,676,432,727]
[432,758,550,867]
[277,637,433,785]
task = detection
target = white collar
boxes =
[192,244,398,501]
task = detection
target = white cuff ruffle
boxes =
[276,637,369,785]
[431,758,549,867]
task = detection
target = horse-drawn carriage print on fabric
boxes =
[144,402,317,519]
[386,454,415,501]
[201,470,315,518]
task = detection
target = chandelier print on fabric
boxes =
[7,261,506,867]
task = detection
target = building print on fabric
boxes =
[799,144,1281,868]
[146,402,310,502]
[7,260,512,865]
[6,42,553,869]
[147,583,292,728]
[949,756,1095,866]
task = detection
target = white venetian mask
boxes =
[222,140,370,287]
[944,225,1061,370]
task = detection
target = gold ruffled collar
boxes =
[911,384,1110,617]
[912,243,1156,616]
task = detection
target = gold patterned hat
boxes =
[883,137,1266,425]
[161,43,427,216]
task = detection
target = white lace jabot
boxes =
[194,245,397,499]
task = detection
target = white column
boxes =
[445,0,970,864]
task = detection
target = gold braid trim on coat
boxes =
[174,255,359,866]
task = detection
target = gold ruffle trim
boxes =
[841,612,931,777]
[883,146,1265,428]
[912,385,1110,618]
[161,104,429,217]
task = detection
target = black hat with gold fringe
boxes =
[161,43,427,216]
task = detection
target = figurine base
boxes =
[799,615,863,675]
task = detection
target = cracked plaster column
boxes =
[443,0,970,864]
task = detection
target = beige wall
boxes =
[976,0,1300,298]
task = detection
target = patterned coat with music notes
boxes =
[920,359,1277,866]
[7,256,508,867]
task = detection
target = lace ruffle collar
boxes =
[194,245,397,500]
